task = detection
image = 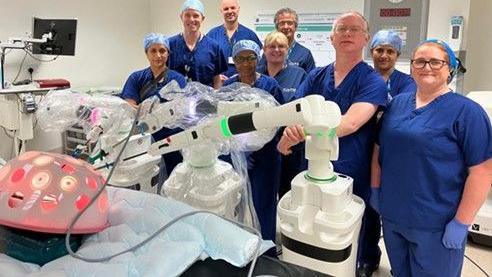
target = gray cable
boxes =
[65,104,142,260]
[71,209,262,277]
[12,51,28,83]
[465,254,490,277]
[65,104,263,277]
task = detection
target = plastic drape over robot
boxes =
[36,81,279,228]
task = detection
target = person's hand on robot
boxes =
[277,124,305,155]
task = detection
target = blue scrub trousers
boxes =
[248,139,281,242]
[358,204,382,267]
[382,219,464,277]
[352,180,382,268]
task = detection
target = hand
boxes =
[284,125,305,145]
[277,125,305,155]
[442,218,470,249]
[369,187,380,213]
[219,74,229,82]
[277,136,293,155]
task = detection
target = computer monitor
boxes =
[32,17,77,56]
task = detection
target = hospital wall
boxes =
[150,0,471,76]
[0,0,151,159]
[464,0,492,92]
[1,0,490,160]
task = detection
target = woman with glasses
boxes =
[120,33,187,179]
[371,40,492,276]
[256,31,307,200]
[370,30,416,101]
[223,40,283,253]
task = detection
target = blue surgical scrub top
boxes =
[387,69,416,101]
[378,91,492,230]
[120,67,186,140]
[257,64,306,102]
[259,41,315,73]
[168,34,228,87]
[295,61,387,198]
[206,24,262,77]
[223,74,284,104]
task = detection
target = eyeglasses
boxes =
[335,25,366,34]
[410,59,448,70]
[234,55,257,63]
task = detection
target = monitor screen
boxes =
[32,17,77,56]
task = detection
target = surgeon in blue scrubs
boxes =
[370,30,416,101]
[206,0,262,78]
[257,31,307,199]
[223,40,283,247]
[371,40,492,277]
[277,12,387,276]
[120,33,187,179]
[168,0,228,88]
[259,8,315,73]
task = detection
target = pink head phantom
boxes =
[0,151,109,234]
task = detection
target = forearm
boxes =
[370,145,381,188]
[336,115,358,137]
[336,103,378,138]
[455,160,492,224]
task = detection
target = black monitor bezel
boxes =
[32,17,77,56]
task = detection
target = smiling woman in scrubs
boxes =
[120,33,187,180]
[256,31,307,199]
[371,40,492,277]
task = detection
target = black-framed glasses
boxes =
[411,59,448,70]
[234,55,257,63]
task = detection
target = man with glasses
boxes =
[206,0,262,78]
[168,0,228,88]
[277,12,387,277]
[259,8,315,73]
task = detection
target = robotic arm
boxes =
[149,95,341,180]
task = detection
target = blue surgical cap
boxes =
[370,30,402,53]
[420,39,457,70]
[143,33,169,52]
[232,40,261,59]
[418,39,460,84]
[181,0,204,15]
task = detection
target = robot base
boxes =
[278,172,365,276]
[162,159,243,220]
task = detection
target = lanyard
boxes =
[386,78,393,101]
[180,33,202,82]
